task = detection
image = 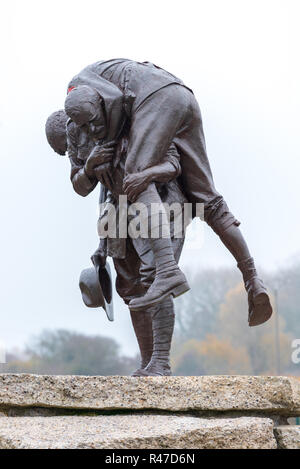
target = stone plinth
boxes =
[0,415,276,449]
[0,374,299,415]
[274,425,300,449]
[0,374,299,449]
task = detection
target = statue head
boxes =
[65,85,107,140]
[45,109,68,155]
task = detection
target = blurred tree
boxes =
[5,329,138,376]
[171,339,206,375]
[172,279,293,376]
[172,335,250,375]
[174,267,240,341]
[198,334,251,374]
[218,283,292,374]
[4,260,300,377]
[266,262,300,339]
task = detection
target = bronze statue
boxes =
[45,58,273,376]
[66,59,272,325]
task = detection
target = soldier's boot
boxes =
[215,222,273,327]
[129,184,189,311]
[130,309,153,377]
[137,298,174,376]
[237,257,273,327]
[129,239,189,311]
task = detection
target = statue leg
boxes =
[137,297,174,376]
[129,226,184,377]
[209,210,273,327]
[130,308,153,376]
[129,183,189,311]
[112,241,153,375]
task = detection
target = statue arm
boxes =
[66,119,98,197]
[145,143,181,184]
[123,143,181,202]
[69,155,98,197]
[67,129,98,197]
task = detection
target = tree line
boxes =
[3,261,300,376]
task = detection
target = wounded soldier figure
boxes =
[64,59,272,326]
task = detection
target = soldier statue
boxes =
[46,58,272,376]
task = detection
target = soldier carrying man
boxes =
[64,58,272,326]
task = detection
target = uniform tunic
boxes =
[66,121,186,303]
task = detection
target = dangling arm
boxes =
[67,122,98,197]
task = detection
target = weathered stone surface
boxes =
[0,374,299,415]
[274,425,300,449]
[0,415,276,449]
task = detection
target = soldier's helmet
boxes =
[45,109,68,155]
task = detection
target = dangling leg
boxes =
[129,183,189,310]
[138,297,175,376]
[208,204,272,326]
[130,309,153,376]
[216,222,251,261]
[161,87,273,327]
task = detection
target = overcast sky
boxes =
[0,0,299,356]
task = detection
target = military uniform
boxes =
[67,121,186,304]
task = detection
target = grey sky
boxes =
[1,0,299,356]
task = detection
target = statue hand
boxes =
[91,241,107,269]
[123,172,150,202]
[94,163,114,191]
[85,141,116,176]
